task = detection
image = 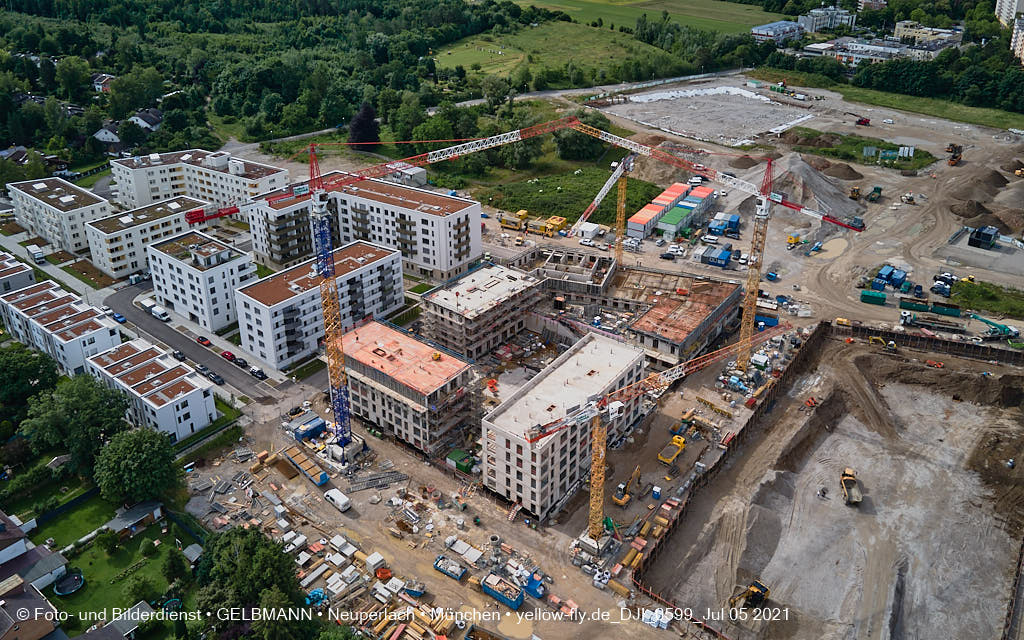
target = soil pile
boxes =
[730,155,761,169]
[823,163,863,180]
[964,214,1010,233]
[1000,159,1023,173]
[780,131,842,148]
[993,207,1024,234]
[801,155,831,171]
[950,200,992,218]
[982,169,1010,189]
[952,182,999,202]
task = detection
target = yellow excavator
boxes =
[612,464,641,507]
[868,336,897,352]
[729,580,770,608]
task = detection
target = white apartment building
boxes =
[148,231,254,332]
[235,241,403,370]
[86,196,206,279]
[342,321,475,455]
[248,172,481,280]
[0,281,120,375]
[1013,18,1024,63]
[0,251,36,294]
[87,338,216,442]
[110,150,288,210]
[481,334,646,520]
[798,5,856,33]
[8,178,110,254]
[997,0,1024,26]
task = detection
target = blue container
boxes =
[871,278,887,291]
[755,314,780,328]
[727,214,740,230]
[878,265,894,282]
[890,269,907,287]
[708,222,727,234]
[652,486,662,500]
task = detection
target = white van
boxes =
[324,488,351,512]
[150,306,171,321]
[701,235,719,245]
[687,176,703,186]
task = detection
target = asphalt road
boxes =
[104,282,272,399]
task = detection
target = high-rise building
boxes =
[997,0,1024,26]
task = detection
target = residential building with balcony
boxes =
[235,241,403,370]
[7,178,110,254]
[147,231,254,332]
[110,150,288,210]
[86,196,205,279]
[0,251,35,294]
[87,338,216,442]
[997,0,1024,26]
[0,281,119,374]
[342,321,476,455]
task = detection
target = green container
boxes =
[929,303,962,317]
[898,296,929,312]
[861,290,887,305]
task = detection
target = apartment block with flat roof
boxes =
[8,178,110,254]
[86,196,206,279]
[342,321,476,455]
[110,150,288,209]
[87,338,216,441]
[481,334,645,520]
[235,241,404,370]
[0,281,119,374]
[420,264,542,360]
[0,251,35,294]
[147,231,254,332]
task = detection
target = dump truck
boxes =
[658,435,686,465]
[840,468,862,505]
[866,186,882,202]
[729,580,770,608]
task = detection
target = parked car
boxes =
[598,243,609,251]
[233,358,249,369]
[579,238,594,247]
[659,252,676,260]
[171,350,186,361]
[195,364,210,374]
[882,118,894,124]
[656,238,666,247]
[197,336,212,346]
[732,249,742,260]
[207,372,225,385]
[250,367,268,380]
[221,350,236,361]
[112,313,127,324]
[100,305,113,316]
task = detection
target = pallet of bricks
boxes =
[358,599,457,640]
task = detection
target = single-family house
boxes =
[129,108,163,132]
[104,501,163,540]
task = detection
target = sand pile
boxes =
[950,200,992,218]
[993,207,1024,234]
[801,155,831,171]
[823,163,863,180]
[1000,159,1023,173]
[730,155,761,169]
[982,169,1010,188]
[952,182,999,201]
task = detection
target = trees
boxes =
[553,109,611,161]
[348,103,380,148]
[95,428,177,503]
[55,56,90,100]
[0,438,32,468]
[95,530,119,555]
[122,574,156,604]
[390,93,425,142]
[0,345,58,425]
[118,120,146,148]
[19,375,129,476]
[162,548,189,584]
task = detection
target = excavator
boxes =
[848,186,861,200]
[970,313,1021,338]
[868,336,897,352]
[612,465,641,507]
[730,580,771,608]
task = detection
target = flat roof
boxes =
[90,342,141,369]
[112,149,285,180]
[486,333,643,442]
[342,321,471,396]
[88,196,205,235]
[616,272,740,344]
[8,177,105,212]
[422,265,538,319]
[264,171,475,217]
[89,340,208,407]
[54,317,106,342]
[238,241,397,308]
[0,281,54,303]
[150,231,243,270]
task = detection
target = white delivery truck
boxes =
[25,244,45,265]
[150,306,171,321]
[324,488,352,512]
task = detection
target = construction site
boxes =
[173,72,1024,640]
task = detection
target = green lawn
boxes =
[209,112,248,143]
[60,265,102,289]
[511,0,783,32]
[440,22,670,77]
[50,526,194,635]
[287,357,327,380]
[179,424,244,465]
[226,332,242,346]
[255,263,276,278]
[1,480,92,523]
[788,126,937,171]
[837,86,1024,131]
[75,167,110,189]
[953,281,1024,319]
[477,167,663,225]
[409,283,434,294]
[69,159,110,173]
[225,219,250,231]
[29,494,117,548]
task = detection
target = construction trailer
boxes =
[861,290,886,305]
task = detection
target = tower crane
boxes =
[568,153,636,238]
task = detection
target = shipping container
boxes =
[890,269,907,287]
[929,301,962,317]
[897,296,929,312]
[861,290,887,305]
[870,278,887,291]
[877,265,894,282]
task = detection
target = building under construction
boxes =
[342,321,477,456]
[481,333,645,520]
[420,264,543,360]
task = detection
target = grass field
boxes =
[836,86,1024,131]
[953,281,1024,319]
[409,283,434,294]
[747,67,839,89]
[75,168,110,189]
[439,21,669,76]
[789,126,937,171]
[511,0,782,33]
[29,494,117,548]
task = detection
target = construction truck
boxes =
[1016,169,1024,178]
[729,580,770,608]
[849,186,861,200]
[612,465,641,507]
[658,435,686,465]
[971,313,1021,338]
[868,336,897,352]
[840,468,862,505]
[866,186,882,202]
[900,193,915,204]
[846,112,870,126]
[947,144,963,166]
